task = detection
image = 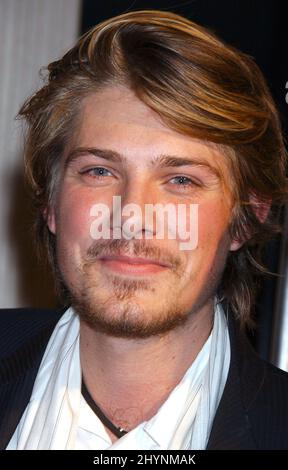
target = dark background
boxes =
[80,0,288,360]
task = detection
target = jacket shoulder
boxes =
[265,359,288,381]
[247,356,288,449]
[208,311,288,450]
[0,308,64,448]
[0,307,63,358]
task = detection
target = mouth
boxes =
[98,255,172,276]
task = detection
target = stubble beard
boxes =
[67,266,191,338]
[57,239,225,339]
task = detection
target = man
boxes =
[1,10,288,450]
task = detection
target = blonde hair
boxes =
[19,10,288,326]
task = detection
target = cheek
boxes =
[176,199,231,248]
[174,200,231,283]
[198,200,231,248]
[181,199,231,269]
[56,187,95,247]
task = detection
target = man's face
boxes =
[48,86,238,338]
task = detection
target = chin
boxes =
[73,293,189,339]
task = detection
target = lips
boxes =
[98,255,171,268]
[97,254,172,276]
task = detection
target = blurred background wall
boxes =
[0,0,287,369]
[0,0,81,308]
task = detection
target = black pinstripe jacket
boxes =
[0,307,288,449]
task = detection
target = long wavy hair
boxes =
[18,10,288,326]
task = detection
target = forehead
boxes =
[68,85,232,180]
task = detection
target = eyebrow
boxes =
[64,147,220,177]
[150,154,220,176]
[64,147,126,168]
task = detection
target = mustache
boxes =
[85,239,182,271]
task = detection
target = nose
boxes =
[112,177,156,240]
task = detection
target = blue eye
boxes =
[170,176,193,186]
[81,167,112,177]
[168,176,203,192]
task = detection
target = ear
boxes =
[43,206,57,235]
[229,194,271,252]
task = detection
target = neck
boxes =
[79,300,213,434]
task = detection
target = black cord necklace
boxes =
[81,379,128,438]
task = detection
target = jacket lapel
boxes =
[0,319,59,449]
[207,312,265,449]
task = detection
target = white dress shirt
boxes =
[7,300,230,450]
[75,334,211,450]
